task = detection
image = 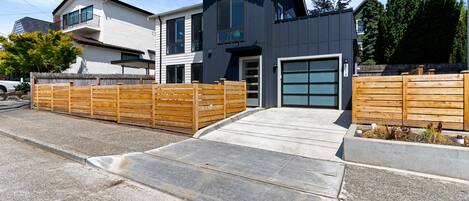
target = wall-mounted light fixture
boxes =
[343,59,349,77]
[273,64,278,74]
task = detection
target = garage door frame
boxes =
[277,53,343,110]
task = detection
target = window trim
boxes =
[80,5,94,22]
[191,13,203,52]
[356,19,365,35]
[166,17,186,55]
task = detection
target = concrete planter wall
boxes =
[344,124,469,181]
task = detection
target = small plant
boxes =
[418,123,452,145]
[15,82,30,93]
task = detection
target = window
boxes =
[191,63,203,82]
[276,3,284,20]
[275,0,295,21]
[166,17,185,55]
[68,10,80,26]
[357,19,365,35]
[81,6,93,22]
[191,14,203,52]
[217,0,244,43]
[166,65,185,83]
[121,53,140,60]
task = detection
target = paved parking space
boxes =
[200,108,351,162]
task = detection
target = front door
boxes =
[240,57,261,107]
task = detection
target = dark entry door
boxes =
[281,59,339,108]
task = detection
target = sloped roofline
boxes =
[52,0,154,16]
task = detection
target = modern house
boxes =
[151,4,203,84]
[11,17,58,34]
[52,0,156,75]
[202,0,356,109]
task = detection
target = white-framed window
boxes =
[356,19,365,35]
[358,42,363,50]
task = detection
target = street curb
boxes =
[193,108,264,138]
[0,129,89,164]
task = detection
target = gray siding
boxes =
[203,0,356,109]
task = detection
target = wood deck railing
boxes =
[352,72,469,131]
[32,80,247,134]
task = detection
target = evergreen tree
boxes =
[449,2,467,64]
[377,0,420,63]
[310,0,351,13]
[361,0,384,64]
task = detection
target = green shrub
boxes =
[15,82,30,93]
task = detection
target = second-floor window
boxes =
[357,19,365,35]
[63,10,79,27]
[81,6,93,22]
[191,14,203,52]
[121,53,140,60]
[217,0,244,44]
[167,17,185,55]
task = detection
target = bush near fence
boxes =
[352,73,469,130]
[32,81,246,134]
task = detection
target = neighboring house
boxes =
[11,17,58,34]
[152,4,203,84]
[52,0,156,75]
[202,0,356,109]
[354,1,365,51]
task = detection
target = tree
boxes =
[377,0,420,63]
[0,30,82,78]
[310,0,351,13]
[361,0,384,64]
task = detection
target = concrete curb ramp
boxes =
[88,139,344,201]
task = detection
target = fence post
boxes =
[50,85,54,111]
[68,82,73,114]
[152,82,158,128]
[96,77,101,85]
[35,84,39,110]
[90,85,95,118]
[117,83,122,123]
[351,75,358,123]
[220,78,227,118]
[30,72,36,109]
[463,71,469,131]
[192,81,199,133]
[402,73,409,127]
[242,80,247,110]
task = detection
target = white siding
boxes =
[54,0,156,75]
[155,7,203,84]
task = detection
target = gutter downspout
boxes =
[158,16,163,83]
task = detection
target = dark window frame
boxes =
[81,5,94,22]
[166,64,185,83]
[191,13,203,52]
[217,0,245,44]
[191,63,203,82]
[121,52,141,60]
[68,10,80,26]
[166,17,185,55]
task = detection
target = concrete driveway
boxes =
[199,108,351,162]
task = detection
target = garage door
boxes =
[281,59,339,108]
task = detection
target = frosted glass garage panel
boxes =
[283,95,308,105]
[283,73,308,83]
[309,96,337,106]
[309,84,337,94]
[309,60,338,71]
[283,85,308,94]
[283,61,308,72]
[309,72,338,82]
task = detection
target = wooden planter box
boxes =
[344,124,469,181]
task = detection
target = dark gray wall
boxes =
[203,0,356,109]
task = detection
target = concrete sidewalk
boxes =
[200,108,351,162]
[0,109,188,162]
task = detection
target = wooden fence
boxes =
[32,81,246,134]
[352,73,469,130]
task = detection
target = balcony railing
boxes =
[56,14,100,31]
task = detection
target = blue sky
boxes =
[0,0,387,36]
